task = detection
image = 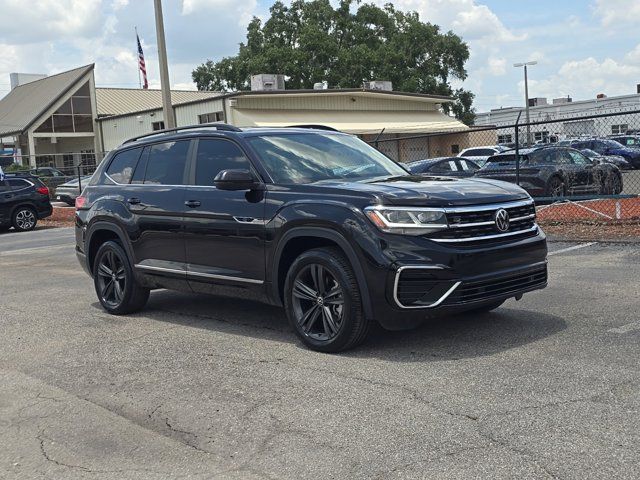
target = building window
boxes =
[451,144,460,154]
[498,134,513,144]
[198,112,224,124]
[534,131,549,143]
[62,154,75,168]
[34,81,93,134]
[611,124,628,135]
[152,121,165,131]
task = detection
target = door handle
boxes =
[185,200,201,208]
[127,197,141,205]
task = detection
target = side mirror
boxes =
[213,169,262,191]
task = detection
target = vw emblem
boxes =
[494,209,510,232]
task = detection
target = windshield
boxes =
[247,133,408,184]
[601,140,624,148]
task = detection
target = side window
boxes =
[567,150,589,166]
[194,139,251,186]
[7,179,31,190]
[0,180,8,192]
[458,160,476,171]
[431,161,454,173]
[106,148,143,184]
[144,141,190,185]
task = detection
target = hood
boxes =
[312,175,530,207]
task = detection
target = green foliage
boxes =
[192,0,475,123]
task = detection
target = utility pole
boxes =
[513,61,537,146]
[153,0,175,129]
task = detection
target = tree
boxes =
[192,0,476,124]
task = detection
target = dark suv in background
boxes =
[475,146,623,197]
[75,125,548,352]
[0,174,53,231]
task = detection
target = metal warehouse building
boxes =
[0,64,468,168]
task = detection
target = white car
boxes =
[457,146,509,167]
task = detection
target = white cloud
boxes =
[0,0,102,42]
[592,0,640,27]
[487,57,506,76]
[181,0,257,26]
[526,51,640,100]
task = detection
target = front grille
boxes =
[428,200,537,245]
[446,264,547,305]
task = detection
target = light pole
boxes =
[513,61,537,146]
[153,0,175,129]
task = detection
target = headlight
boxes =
[364,206,448,235]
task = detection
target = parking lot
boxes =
[1,227,639,479]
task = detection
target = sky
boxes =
[0,0,639,112]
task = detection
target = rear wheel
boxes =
[93,240,149,315]
[546,176,565,198]
[284,247,370,352]
[12,206,37,231]
[604,173,623,195]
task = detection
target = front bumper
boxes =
[361,226,548,330]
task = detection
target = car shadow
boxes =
[93,290,567,363]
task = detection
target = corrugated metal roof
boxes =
[0,64,93,136]
[95,88,223,117]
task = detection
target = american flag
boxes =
[137,33,148,89]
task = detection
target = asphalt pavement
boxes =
[1,227,639,479]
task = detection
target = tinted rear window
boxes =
[106,148,143,184]
[144,141,190,185]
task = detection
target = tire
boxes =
[93,240,149,315]
[545,176,565,198]
[12,206,37,231]
[604,173,623,195]
[284,247,370,353]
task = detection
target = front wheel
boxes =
[284,247,370,352]
[603,173,623,195]
[546,176,565,198]
[93,240,149,315]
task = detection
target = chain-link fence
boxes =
[367,109,640,224]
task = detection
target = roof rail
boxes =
[285,124,340,132]
[123,122,242,144]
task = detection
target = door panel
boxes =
[0,180,12,224]
[123,140,191,284]
[182,138,266,289]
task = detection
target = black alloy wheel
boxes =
[284,247,370,352]
[93,240,149,315]
[96,249,127,309]
[292,263,345,342]
[12,207,37,231]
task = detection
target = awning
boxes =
[231,109,468,134]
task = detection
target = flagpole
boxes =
[135,26,142,89]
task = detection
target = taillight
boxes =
[36,186,49,196]
[75,196,87,209]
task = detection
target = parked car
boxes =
[457,146,509,167]
[580,148,631,170]
[610,135,640,149]
[406,157,480,177]
[55,175,92,206]
[75,124,547,352]
[0,173,53,231]
[569,139,640,169]
[475,146,623,198]
[30,167,67,177]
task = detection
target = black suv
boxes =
[0,174,53,231]
[75,125,548,352]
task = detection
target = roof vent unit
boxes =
[637,84,640,94]
[596,93,607,99]
[9,73,47,90]
[528,97,547,107]
[552,96,572,104]
[313,81,328,90]
[250,74,285,91]
[363,81,393,91]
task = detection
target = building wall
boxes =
[98,98,226,151]
[232,94,439,112]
